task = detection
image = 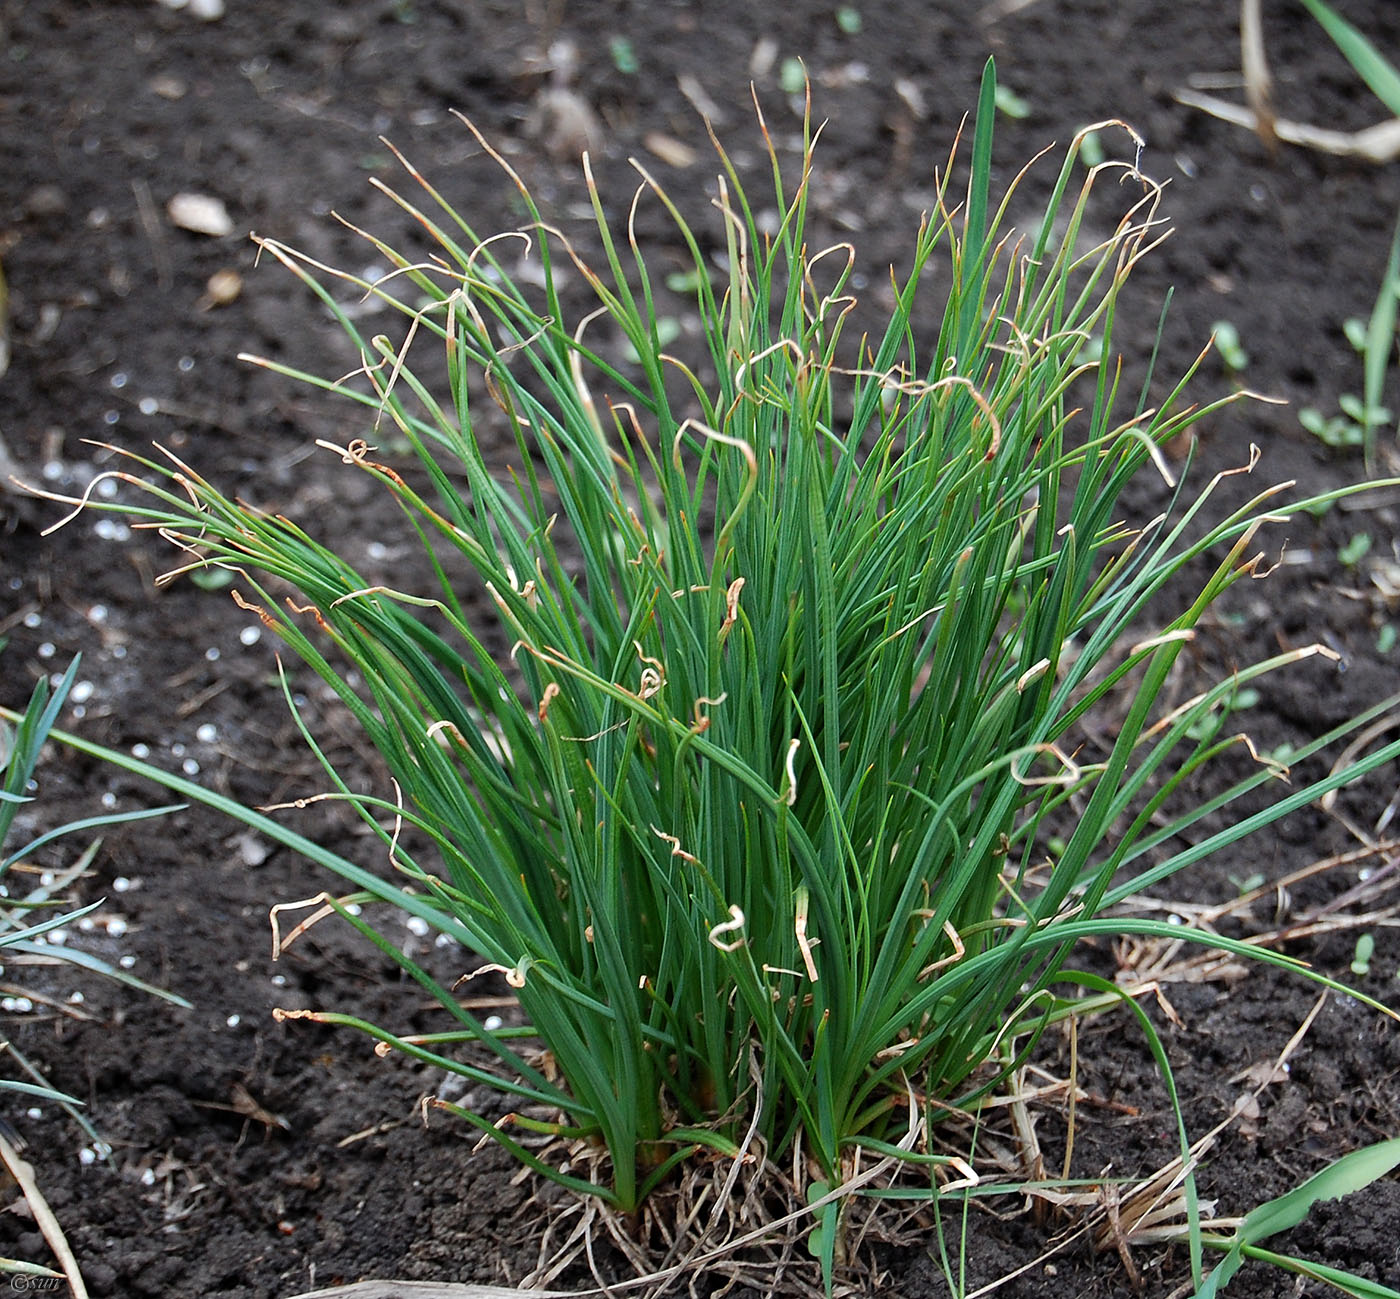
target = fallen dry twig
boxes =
[0,1130,88,1299]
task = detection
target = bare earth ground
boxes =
[1,1,1399,1296]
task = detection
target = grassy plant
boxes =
[1196,1136,1400,1299]
[51,61,1400,1284]
[0,654,186,1285]
[0,658,187,1125]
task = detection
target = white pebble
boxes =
[182,758,200,776]
[70,680,94,704]
[405,916,430,937]
[89,605,108,622]
[112,877,133,892]
[101,792,117,809]
[138,397,160,415]
[131,743,150,759]
[196,723,218,743]
[484,1015,503,1032]
[167,192,233,237]
[239,625,262,646]
[78,1148,97,1166]
[105,918,127,937]
[23,612,41,628]
[119,955,136,969]
[37,643,54,659]
[226,1014,240,1028]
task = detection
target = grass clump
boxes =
[57,61,1400,1283]
[0,652,186,1248]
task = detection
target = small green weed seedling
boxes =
[1211,320,1249,374]
[50,61,1400,1291]
[1339,532,1374,567]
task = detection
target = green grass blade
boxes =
[1296,0,1400,117]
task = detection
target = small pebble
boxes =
[24,184,67,218]
[149,74,188,101]
[167,192,233,236]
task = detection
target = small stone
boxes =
[24,184,67,218]
[166,193,234,238]
[149,74,188,101]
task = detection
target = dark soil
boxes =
[2,2,1399,1296]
